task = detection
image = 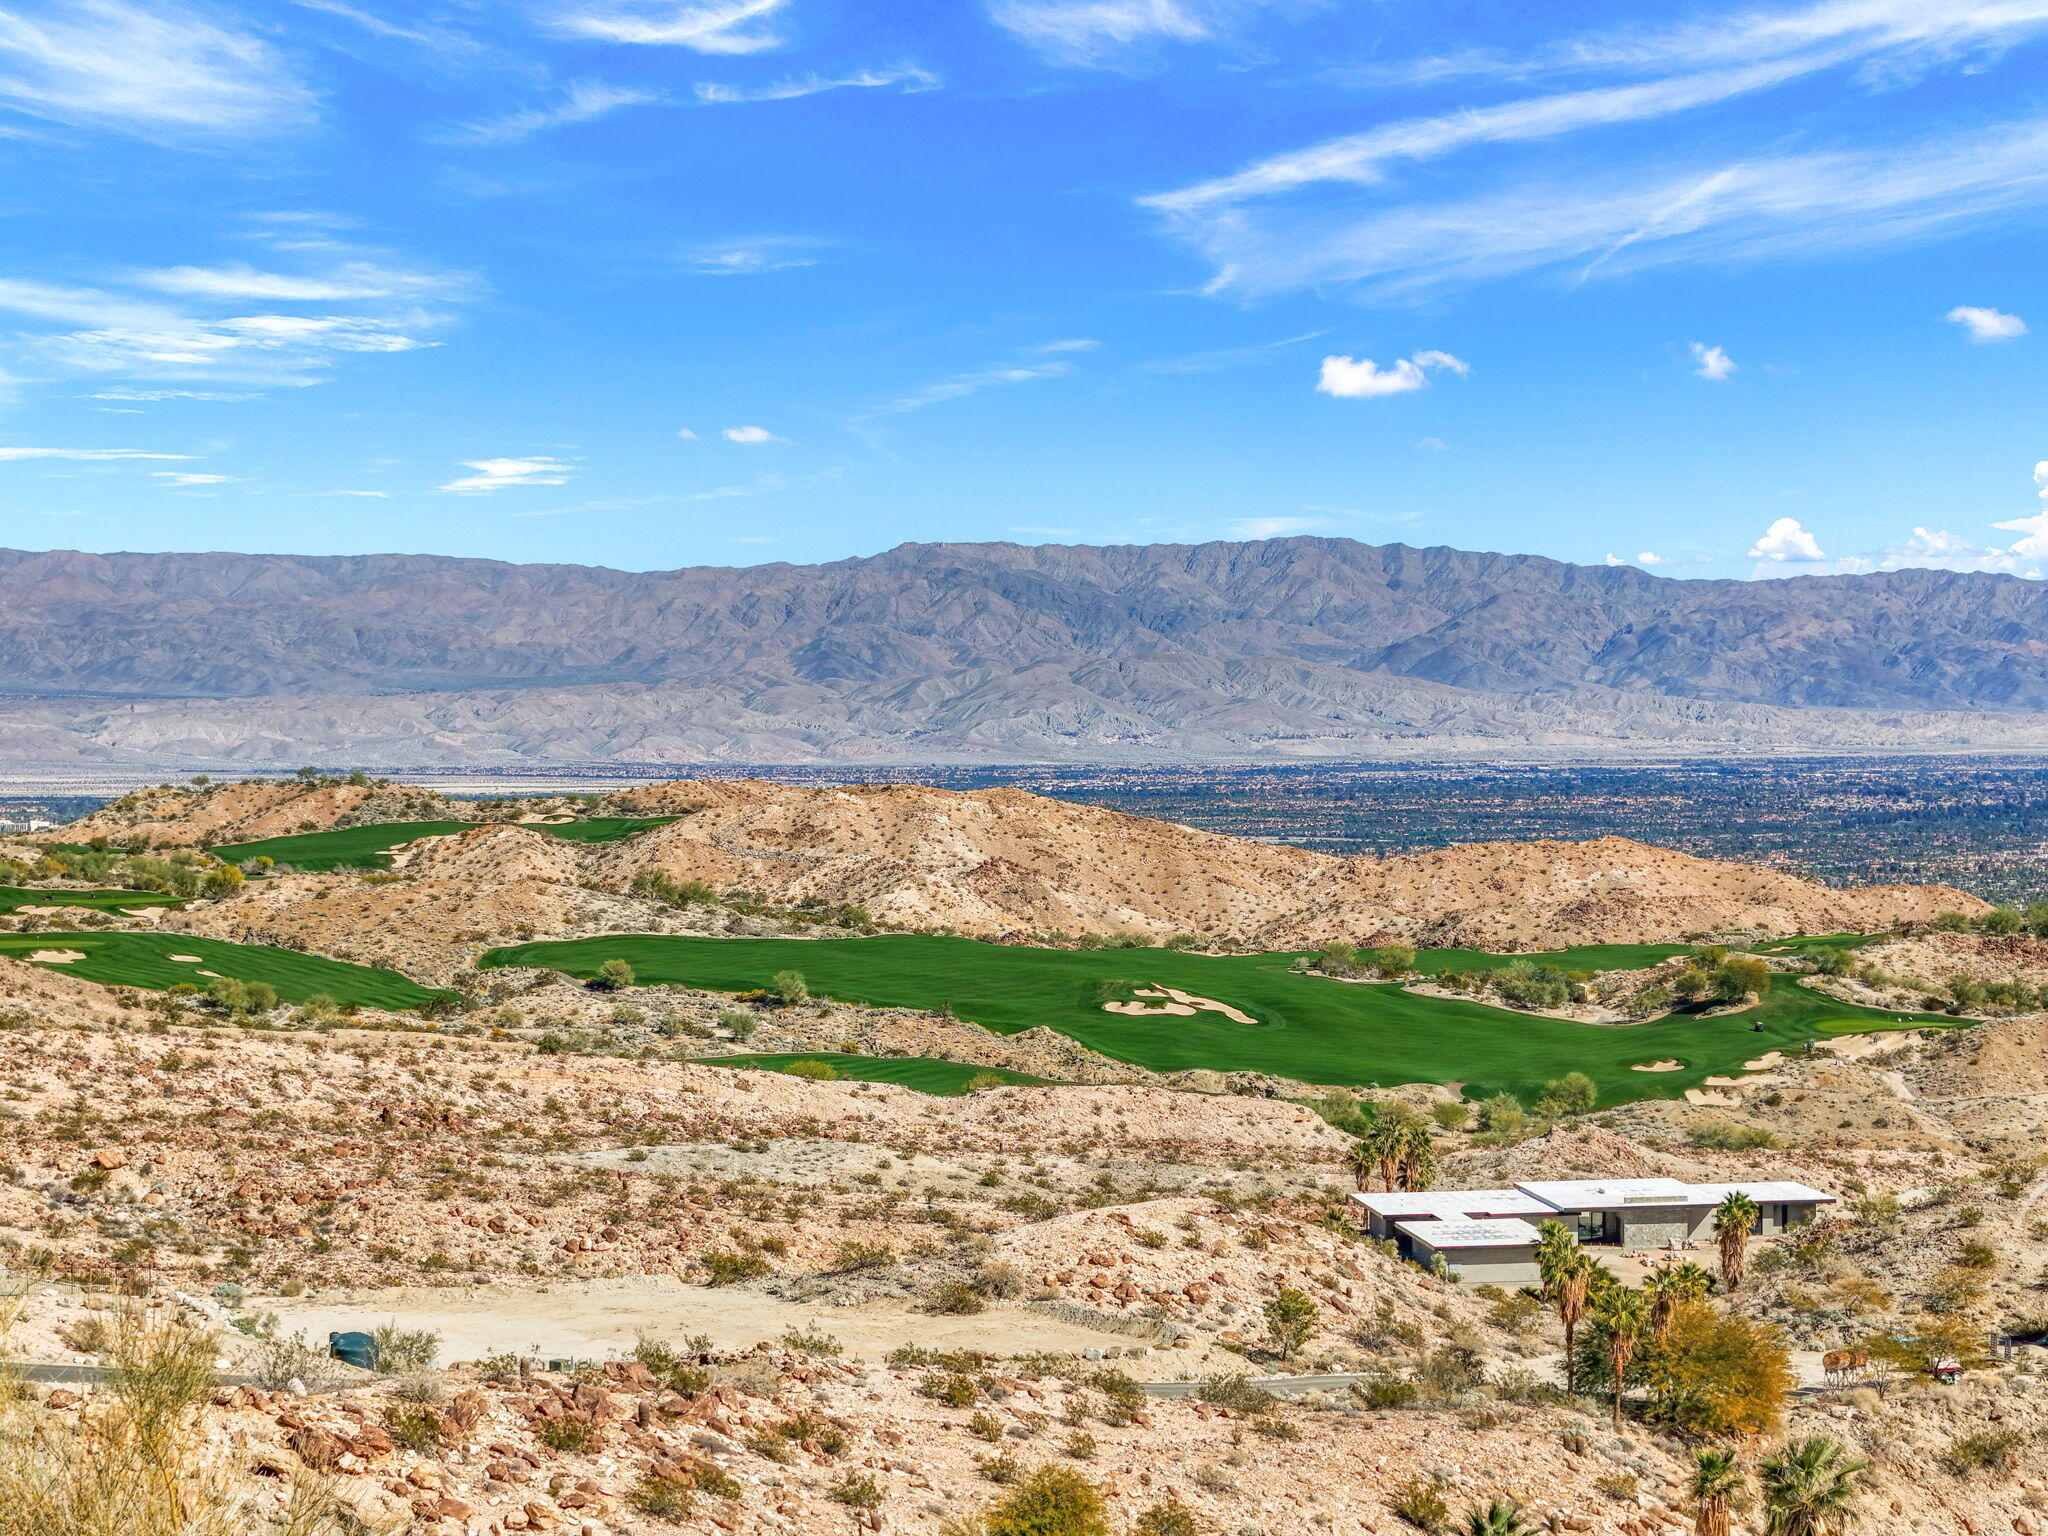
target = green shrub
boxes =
[780,1059,839,1081]
[626,1474,696,1520]
[1941,1429,2028,1474]
[1688,1119,1781,1151]
[384,1404,443,1453]
[1389,1474,1450,1532]
[978,1465,1111,1536]
[701,1249,772,1285]
[536,1413,599,1452]
[1135,1497,1202,1536]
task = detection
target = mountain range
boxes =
[7,538,2048,765]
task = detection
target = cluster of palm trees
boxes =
[1444,1442,1867,1536]
[1689,1440,1868,1535]
[1347,1107,1438,1192]
[1534,1220,1714,1420]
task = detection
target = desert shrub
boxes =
[1494,960,1575,1010]
[1135,1497,1202,1536]
[1474,1093,1528,1136]
[701,1249,771,1285]
[1263,1287,1318,1358]
[973,1261,1026,1299]
[1688,1119,1780,1151]
[830,1472,883,1510]
[1941,1429,2028,1475]
[978,1453,1024,1484]
[633,1338,712,1394]
[1196,1375,1275,1412]
[384,1404,443,1453]
[718,1009,759,1040]
[927,1280,987,1315]
[594,958,635,991]
[964,1071,1009,1092]
[370,1322,439,1374]
[778,1326,843,1357]
[626,1474,695,1520]
[780,1059,838,1081]
[975,1465,1111,1536]
[535,1413,599,1452]
[1430,1101,1471,1131]
[1389,1474,1451,1532]
[920,1372,980,1407]
[1535,1071,1597,1117]
[1355,1376,1420,1409]
[1063,1430,1097,1458]
[690,1467,742,1499]
[828,1240,895,1273]
[770,969,808,1005]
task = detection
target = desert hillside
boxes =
[573,779,1982,947]
[72,773,1983,949]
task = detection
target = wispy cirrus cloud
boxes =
[1143,0,2048,301]
[0,0,317,141]
[860,347,1088,418]
[439,80,669,146]
[544,0,788,53]
[987,0,1296,67]
[439,456,576,493]
[0,246,477,387]
[678,237,824,275]
[0,445,192,461]
[694,63,938,104]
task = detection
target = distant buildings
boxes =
[1351,1177,1835,1287]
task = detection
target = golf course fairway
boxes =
[214,816,677,872]
[697,1053,1052,1094]
[0,886,188,915]
[0,931,448,1010]
[484,933,1956,1105]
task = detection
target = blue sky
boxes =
[1,0,2046,579]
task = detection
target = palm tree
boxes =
[1758,1437,1866,1536]
[1555,1254,1594,1393]
[1594,1287,1645,1428]
[1395,1120,1438,1192]
[1462,1498,1531,1536]
[1688,1448,1745,1536]
[1345,1134,1380,1192]
[1646,1261,1714,1342]
[1714,1192,1761,1291]
[1534,1219,1578,1291]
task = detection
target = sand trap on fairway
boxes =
[27,949,86,963]
[1631,1059,1683,1072]
[168,954,204,963]
[1103,985,1257,1025]
[196,970,221,978]
[1743,1051,1786,1071]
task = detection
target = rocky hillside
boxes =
[367,777,1978,947]
[8,539,2048,764]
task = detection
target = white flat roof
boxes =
[1512,1177,1833,1211]
[1396,1217,1541,1250]
[1350,1189,1550,1220]
[1684,1181,1835,1206]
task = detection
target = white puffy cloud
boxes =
[1747,517,1827,562]
[438,456,575,493]
[0,445,191,461]
[1946,304,2028,342]
[675,427,698,440]
[1606,551,1669,566]
[1690,342,1737,380]
[546,0,788,53]
[721,424,782,443]
[1316,349,1469,398]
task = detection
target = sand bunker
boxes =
[196,970,221,978]
[1742,1051,1786,1071]
[1631,1059,1683,1073]
[27,950,87,964]
[167,954,204,963]
[1102,986,1257,1026]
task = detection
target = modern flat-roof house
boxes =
[1353,1177,1834,1284]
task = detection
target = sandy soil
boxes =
[1102,986,1258,1025]
[260,1277,1148,1365]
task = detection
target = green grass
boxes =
[0,886,189,915]
[213,816,677,872]
[1408,942,1694,975]
[482,933,1956,1106]
[0,930,447,1010]
[695,1052,1052,1094]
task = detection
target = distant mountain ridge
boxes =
[4,538,2048,764]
